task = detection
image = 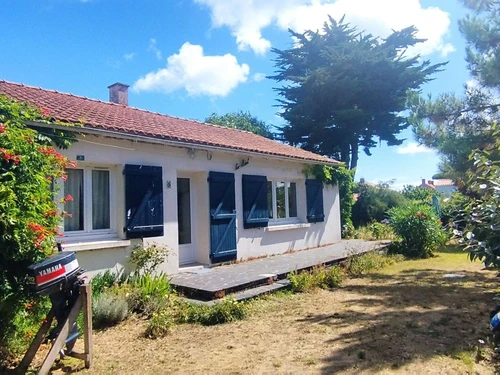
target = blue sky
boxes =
[1,0,471,189]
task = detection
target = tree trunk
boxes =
[350,141,359,170]
[340,143,350,167]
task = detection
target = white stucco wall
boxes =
[60,134,341,275]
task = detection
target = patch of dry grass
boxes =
[18,246,500,374]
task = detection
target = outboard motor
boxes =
[27,250,84,353]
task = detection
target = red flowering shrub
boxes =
[0,95,77,355]
[388,203,447,258]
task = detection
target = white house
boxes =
[0,80,342,276]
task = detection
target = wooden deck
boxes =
[171,240,390,301]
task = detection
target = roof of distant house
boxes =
[433,179,455,187]
[419,179,436,190]
[0,80,339,165]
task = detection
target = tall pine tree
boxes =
[269,17,445,170]
[409,0,500,188]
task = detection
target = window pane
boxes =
[276,182,286,219]
[64,169,84,231]
[92,170,110,230]
[267,181,273,219]
[288,182,297,218]
[177,178,191,244]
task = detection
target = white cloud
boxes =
[195,0,454,57]
[133,42,250,97]
[123,52,136,61]
[148,38,162,60]
[253,72,266,82]
[396,142,433,155]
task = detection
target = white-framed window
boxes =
[267,180,298,223]
[63,166,117,238]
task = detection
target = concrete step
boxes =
[183,279,291,306]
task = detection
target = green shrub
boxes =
[288,265,345,292]
[91,270,127,297]
[401,185,437,203]
[323,266,345,288]
[0,96,77,354]
[129,243,169,275]
[388,203,447,258]
[5,297,51,356]
[175,298,248,326]
[352,183,407,226]
[352,222,397,240]
[197,298,248,325]
[457,141,500,267]
[128,273,172,314]
[344,251,404,276]
[288,270,316,293]
[145,310,175,339]
[92,293,129,329]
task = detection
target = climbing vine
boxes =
[304,164,355,237]
[0,95,78,355]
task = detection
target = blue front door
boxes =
[208,171,237,262]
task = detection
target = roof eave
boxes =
[27,120,340,166]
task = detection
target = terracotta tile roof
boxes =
[0,80,339,165]
[434,179,455,187]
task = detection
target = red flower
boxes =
[61,174,68,182]
[0,124,5,133]
[64,194,73,202]
[44,210,58,217]
[66,160,78,168]
[42,108,51,117]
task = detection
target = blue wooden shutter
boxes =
[242,174,269,229]
[209,172,237,262]
[124,164,164,238]
[306,179,325,223]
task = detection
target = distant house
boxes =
[433,179,457,196]
[419,179,436,190]
[419,178,456,196]
[0,80,342,277]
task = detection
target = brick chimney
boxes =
[108,82,129,105]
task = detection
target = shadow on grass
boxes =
[298,268,497,373]
[436,244,466,255]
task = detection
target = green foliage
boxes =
[129,243,169,275]
[457,134,500,267]
[408,90,496,188]
[344,252,405,277]
[0,95,77,354]
[402,185,438,203]
[388,203,447,258]
[304,164,355,237]
[459,0,500,88]
[352,222,397,241]
[145,310,175,339]
[5,297,51,356]
[408,1,500,186]
[92,292,129,329]
[352,183,407,226]
[175,298,248,326]
[128,273,172,315]
[288,270,316,293]
[270,16,445,170]
[440,192,471,227]
[288,265,345,292]
[205,111,274,139]
[90,270,128,297]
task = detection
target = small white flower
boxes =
[479,339,485,345]
[466,232,474,240]
[480,184,488,189]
